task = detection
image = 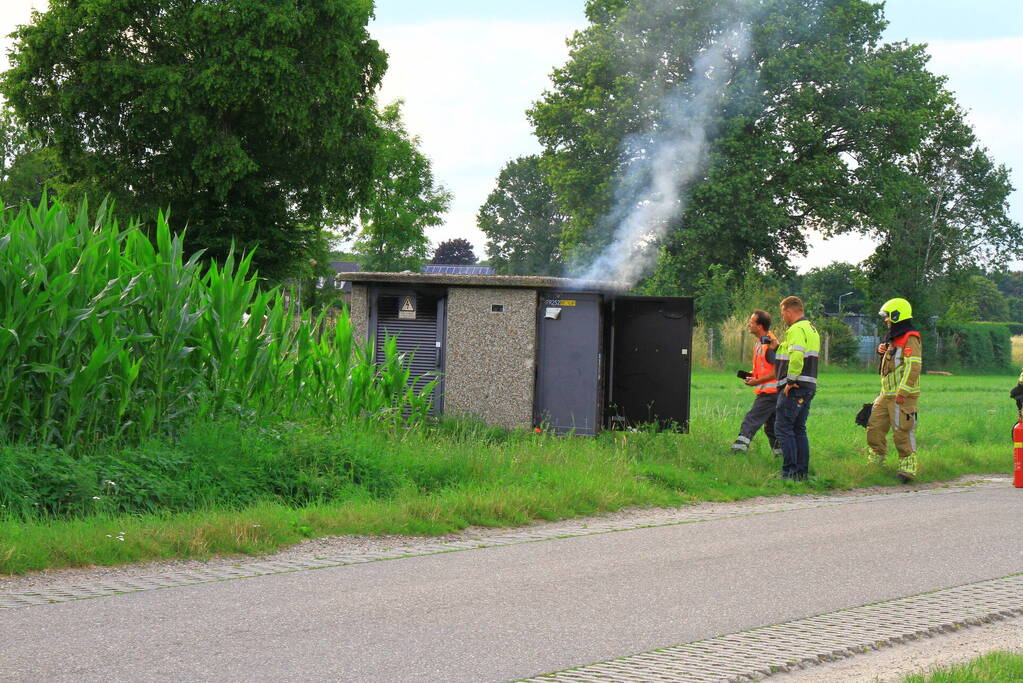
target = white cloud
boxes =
[372,19,582,256]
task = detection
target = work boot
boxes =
[866,449,885,466]
[730,436,750,454]
[897,453,918,483]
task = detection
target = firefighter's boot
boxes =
[866,448,885,466]
[897,453,918,483]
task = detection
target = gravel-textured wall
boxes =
[445,287,537,430]
[349,284,369,348]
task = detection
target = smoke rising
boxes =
[573,23,751,288]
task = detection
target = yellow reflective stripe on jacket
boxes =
[777,319,820,385]
[882,335,922,396]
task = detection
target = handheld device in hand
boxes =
[737,370,752,380]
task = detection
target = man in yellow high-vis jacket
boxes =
[866,297,922,482]
[774,296,821,481]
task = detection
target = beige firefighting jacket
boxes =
[881,332,922,398]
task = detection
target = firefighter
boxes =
[774,296,821,481]
[730,310,782,455]
[1010,368,1023,410]
[866,297,922,482]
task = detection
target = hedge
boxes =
[931,322,1013,371]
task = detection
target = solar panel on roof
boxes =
[420,265,495,275]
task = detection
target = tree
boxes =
[816,317,859,365]
[0,106,68,210]
[801,263,868,315]
[969,275,1010,322]
[478,155,565,276]
[991,271,1023,300]
[527,0,964,294]
[695,265,733,363]
[431,238,478,265]
[862,99,1019,317]
[354,102,451,272]
[1,0,387,282]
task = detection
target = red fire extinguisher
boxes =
[1014,416,1023,488]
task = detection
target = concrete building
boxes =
[344,272,693,435]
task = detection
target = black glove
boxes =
[855,402,872,428]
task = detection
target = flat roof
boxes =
[341,271,629,292]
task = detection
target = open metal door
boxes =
[605,296,693,432]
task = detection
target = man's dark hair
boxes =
[752,309,771,330]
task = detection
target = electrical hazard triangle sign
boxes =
[399,296,416,320]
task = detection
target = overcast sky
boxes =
[2,1,1021,272]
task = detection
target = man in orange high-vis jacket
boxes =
[731,310,782,455]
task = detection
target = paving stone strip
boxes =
[0,481,999,610]
[521,573,1023,682]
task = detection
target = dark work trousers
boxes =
[736,392,779,449]
[775,387,816,479]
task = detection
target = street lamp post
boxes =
[837,291,854,314]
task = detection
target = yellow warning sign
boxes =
[560,299,577,307]
[399,296,417,320]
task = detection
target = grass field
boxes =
[1,367,1018,575]
[900,650,1023,682]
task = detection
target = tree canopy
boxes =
[478,155,565,276]
[354,102,451,272]
[431,238,478,265]
[1,0,387,282]
[527,0,1017,297]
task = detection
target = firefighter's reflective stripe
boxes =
[882,331,922,397]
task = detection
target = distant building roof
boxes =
[329,261,361,274]
[421,264,495,275]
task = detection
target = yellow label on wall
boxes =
[560,299,577,307]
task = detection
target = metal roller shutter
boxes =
[374,295,441,407]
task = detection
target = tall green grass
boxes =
[0,198,435,448]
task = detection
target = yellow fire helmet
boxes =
[879,297,913,322]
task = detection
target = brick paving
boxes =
[524,574,1023,682]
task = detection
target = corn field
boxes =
[0,199,435,448]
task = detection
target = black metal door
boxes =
[373,292,446,414]
[535,292,602,435]
[605,296,693,432]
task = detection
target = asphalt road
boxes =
[3,484,1023,682]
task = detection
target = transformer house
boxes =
[345,272,693,435]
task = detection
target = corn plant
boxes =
[0,197,436,449]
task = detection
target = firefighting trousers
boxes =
[866,393,918,459]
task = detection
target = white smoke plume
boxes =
[574,23,751,288]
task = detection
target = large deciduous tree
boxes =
[1,0,387,282]
[431,238,478,265]
[528,0,1014,296]
[478,155,565,276]
[862,99,1018,317]
[354,102,451,272]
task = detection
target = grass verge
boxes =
[901,650,1023,682]
[1,369,1017,575]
